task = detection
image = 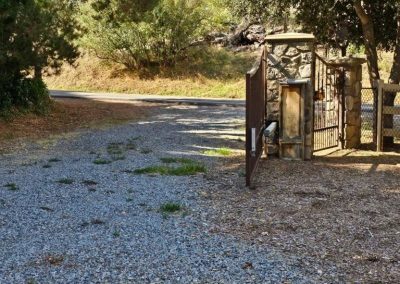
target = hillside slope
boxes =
[45,47,258,99]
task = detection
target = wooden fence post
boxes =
[376,79,384,152]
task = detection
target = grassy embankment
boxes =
[45,47,258,99]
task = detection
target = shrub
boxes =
[151,0,205,66]
[78,0,211,69]
[0,75,51,118]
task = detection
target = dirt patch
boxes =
[0,98,152,152]
[204,150,400,283]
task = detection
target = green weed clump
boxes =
[93,159,112,165]
[4,183,19,191]
[134,157,206,176]
[57,178,74,185]
[160,202,182,213]
[203,147,234,156]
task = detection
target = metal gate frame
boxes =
[313,54,345,152]
[245,50,266,187]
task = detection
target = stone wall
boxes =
[265,33,315,160]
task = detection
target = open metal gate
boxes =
[245,50,266,187]
[313,54,344,151]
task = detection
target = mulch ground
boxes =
[0,98,153,152]
[205,150,400,283]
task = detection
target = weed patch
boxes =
[160,157,194,164]
[82,180,98,186]
[42,254,65,266]
[126,136,140,150]
[141,148,152,154]
[93,159,112,165]
[39,206,54,212]
[91,219,106,225]
[107,142,126,161]
[113,230,121,238]
[134,165,169,175]
[4,183,19,191]
[134,163,206,176]
[160,202,182,214]
[57,178,74,185]
[203,147,234,156]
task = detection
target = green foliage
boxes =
[57,178,75,185]
[0,76,51,118]
[227,0,291,26]
[134,159,206,176]
[0,0,79,117]
[293,0,399,53]
[160,157,194,164]
[151,0,205,66]
[78,0,215,69]
[93,159,112,165]
[203,147,234,156]
[107,142,126,160]
[229,0,399,54]
[160,202,182,213]
[4,183,19,191]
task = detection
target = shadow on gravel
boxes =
[204,150,400,283]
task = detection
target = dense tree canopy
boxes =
[228,0,400,83]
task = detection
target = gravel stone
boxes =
[0,104,321,283]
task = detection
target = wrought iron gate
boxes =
[313,54,344,151]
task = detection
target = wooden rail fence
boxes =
[376,80,400,151]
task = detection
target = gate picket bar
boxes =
[246,50,266,187]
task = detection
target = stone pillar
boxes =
[330,57,366,149]
[265,33,315,160]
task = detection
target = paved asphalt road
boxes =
[50,90,383,114]
[50,90,245,107]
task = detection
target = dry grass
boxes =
[360,51,393,87]
[0,98,152,152]
[203,149,400,283]
[44,47,257,99]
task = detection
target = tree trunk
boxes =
[340,45,347,57]
[34,65,42,80]
[389,7,400,85]
[353,0,380,145]
[353,0,380,86]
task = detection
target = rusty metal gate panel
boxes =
[313,54,344,151]
[246,50,266,187]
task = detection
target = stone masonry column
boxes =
[265,33,315,160]
[330,57,366,149]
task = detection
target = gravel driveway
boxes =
[0,103,317,283]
